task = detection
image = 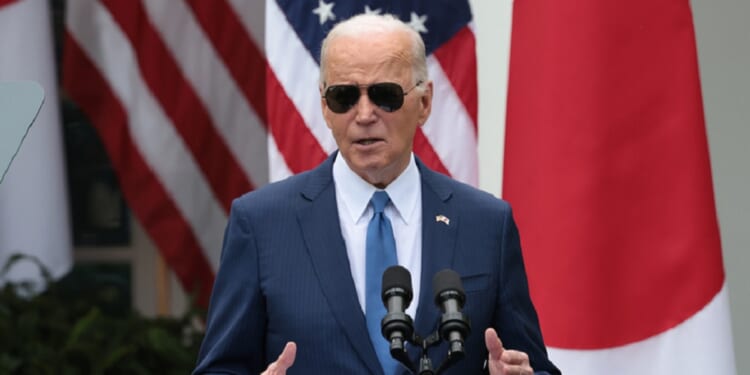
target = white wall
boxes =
[470,0,749,372]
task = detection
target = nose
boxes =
[354,88,377,123]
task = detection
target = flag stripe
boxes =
[101,0,251,211]
[226,0,265,51]
[413,130,451,176]
[266,70,329,173]
[184,0,269,126]
[267,136,294,182]
[63,32,215,306]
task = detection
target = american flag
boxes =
[63,0,477,306]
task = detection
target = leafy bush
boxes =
[0,254,204,374]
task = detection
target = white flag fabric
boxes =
[0,0,73,285]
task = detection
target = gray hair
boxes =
[319,13,429,90]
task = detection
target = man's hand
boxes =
[261,342,297,375]
[485,328,533,375]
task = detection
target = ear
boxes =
[319,84,326,111]
[320,84,333,129]
[416,80,433,127]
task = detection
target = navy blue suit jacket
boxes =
[194,154,559,374]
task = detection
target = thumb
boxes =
[262,342,297,375]
[485,328,505,360]
[276,342,297,370]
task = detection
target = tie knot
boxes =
[370,191,390,214]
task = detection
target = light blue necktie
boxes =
[366,191,400,375]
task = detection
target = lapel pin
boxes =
[435,214,450,226]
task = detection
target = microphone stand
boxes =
[381,267,470,374]
[386,321,467,375]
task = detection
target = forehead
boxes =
[323,31,413,83]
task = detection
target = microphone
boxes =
[433,269,471,358]
[381,265,414,358]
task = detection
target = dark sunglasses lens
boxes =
[368,83,404,112]
[325,85,360,113]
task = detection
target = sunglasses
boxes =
[322,81,423,114]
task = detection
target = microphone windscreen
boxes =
[432,269,464,299]
[382,265,412,296]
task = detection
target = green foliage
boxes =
[0,254,205,374]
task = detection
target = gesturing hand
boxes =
[261,342,297,375]
[484,328,534,375]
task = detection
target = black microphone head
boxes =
[432,269,465,305]
[382,265,413,301]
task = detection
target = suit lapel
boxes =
[297,154,383,375]
[413,162,459,339]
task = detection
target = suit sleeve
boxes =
[194,199,267,374]
[494,206,561,374]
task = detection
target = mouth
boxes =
[354,137,384,146]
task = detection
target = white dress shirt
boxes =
[332,153,423,319]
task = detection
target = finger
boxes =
[500,363,534,375]
[500,349,530,366]
[276,342,297,370]
[262,342,297,375]
[484,328,505,360]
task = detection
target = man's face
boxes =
[320,31,432,188]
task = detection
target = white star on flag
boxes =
[407,12,428,33]
[312,0,335,25]
[364,5,381,15]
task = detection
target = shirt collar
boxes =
[332,153,420,225]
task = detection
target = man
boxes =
[194,13,559,375]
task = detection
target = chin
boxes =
[346,151,381,167]
[352,161,385,175]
